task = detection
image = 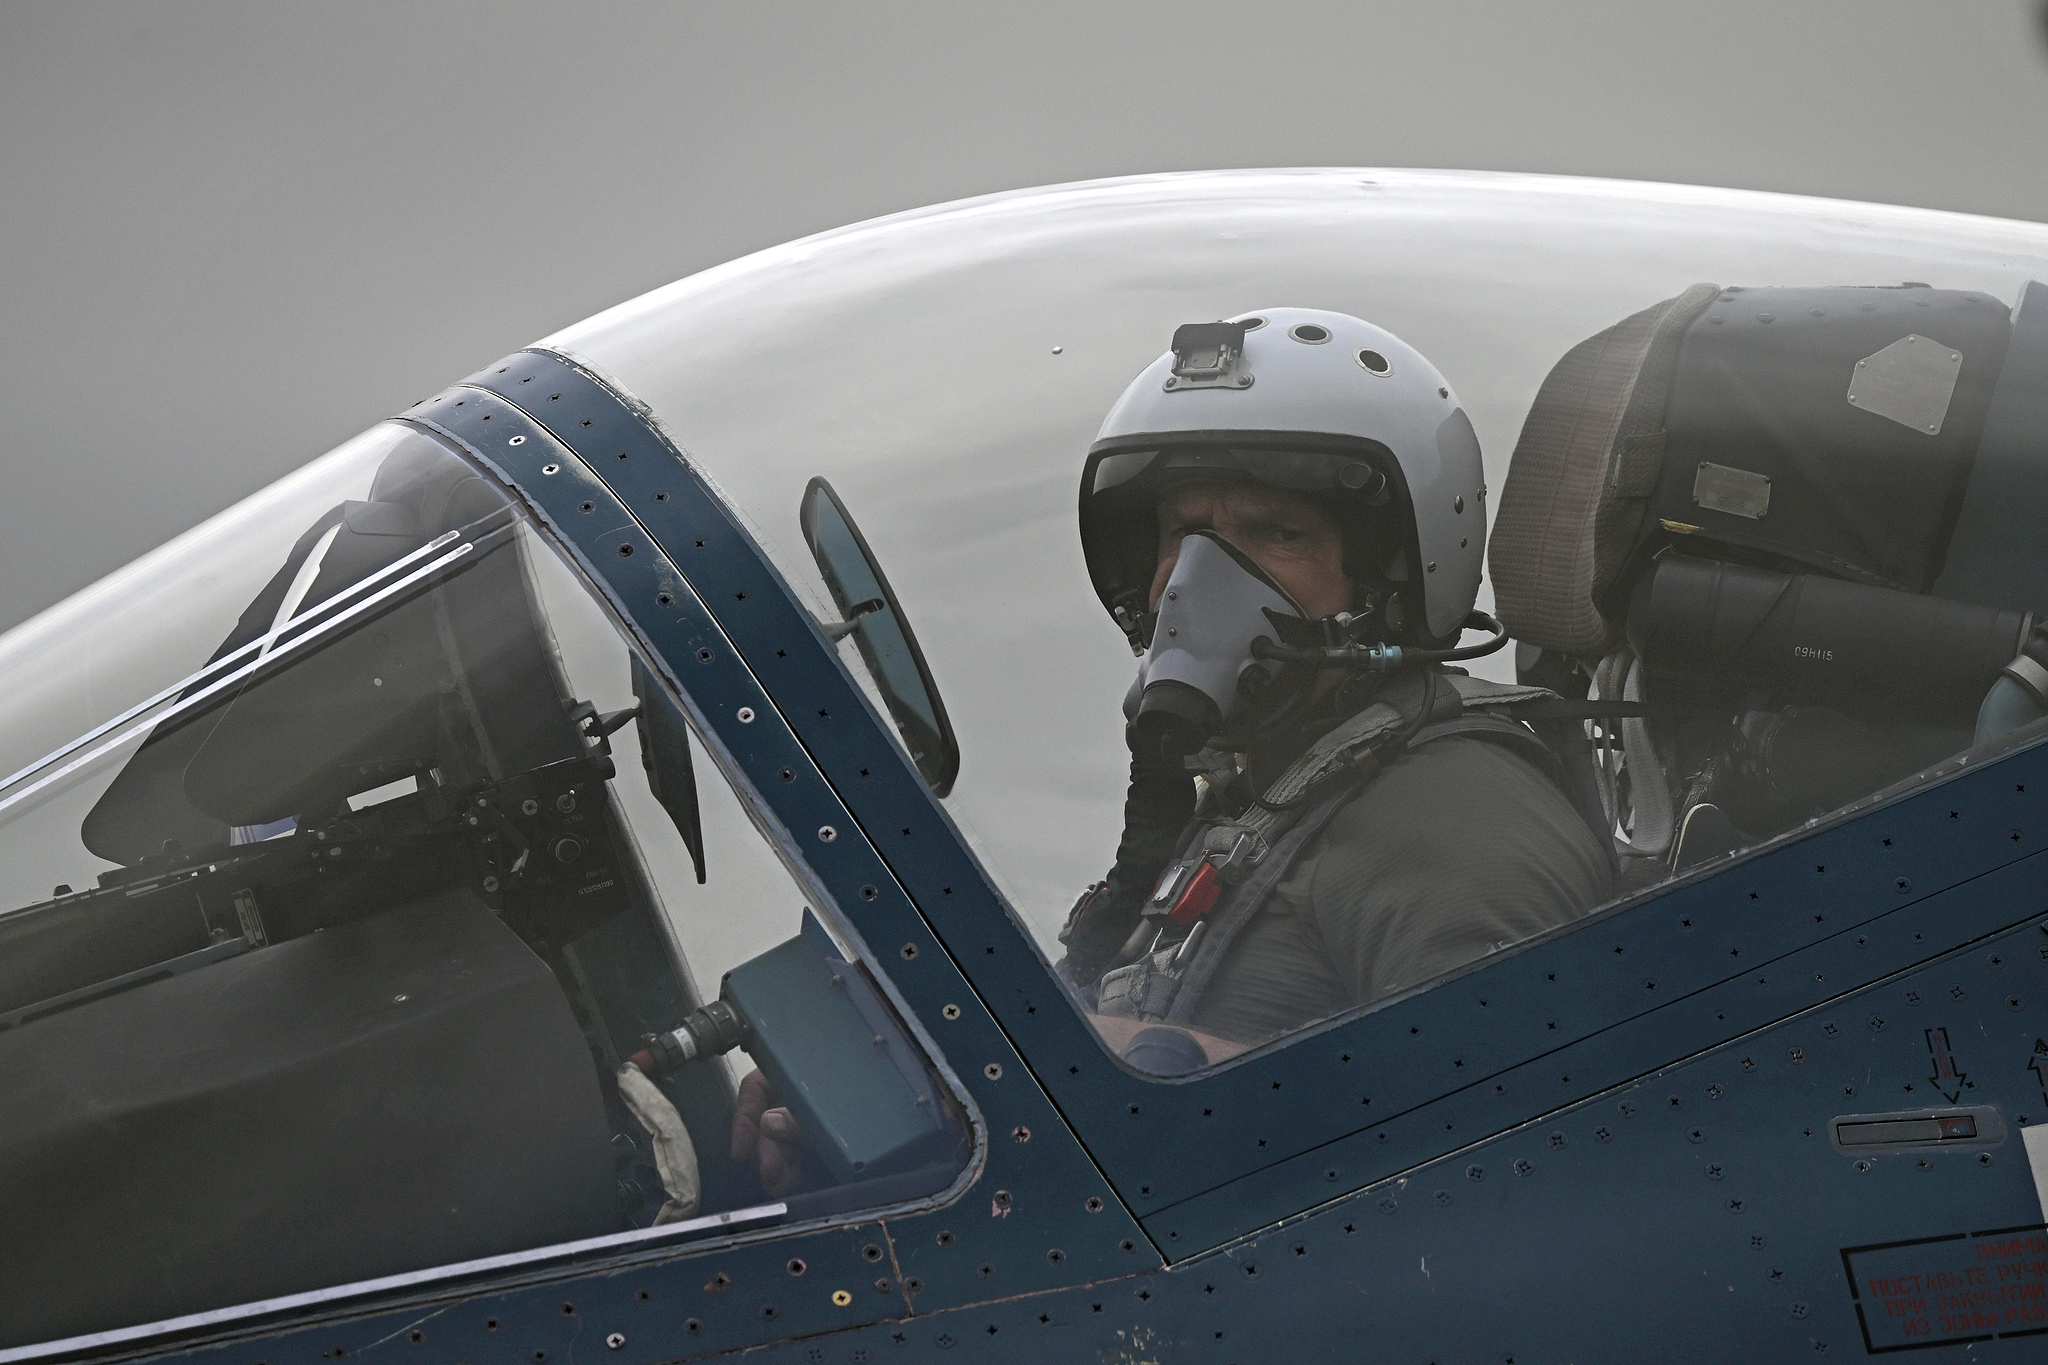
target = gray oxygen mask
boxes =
[1123,530,1307,737]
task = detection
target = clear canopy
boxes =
[541,168,2048,1054]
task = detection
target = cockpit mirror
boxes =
[799,478,959,797]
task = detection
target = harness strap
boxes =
[1163,710,1548,1024]
[1161,772,1363,1025]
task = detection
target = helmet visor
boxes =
[1079,437,1408,634]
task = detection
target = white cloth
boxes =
[615,1063,701,1224]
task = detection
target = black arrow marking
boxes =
[2030,1038,2048,1105]
[1926,1027,1967,1105]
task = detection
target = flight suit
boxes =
[1186,731,1613,1044]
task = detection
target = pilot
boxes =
[1057,310,1615,1070]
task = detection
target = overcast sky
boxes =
[4,1,2048,636]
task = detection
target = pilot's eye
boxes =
[1239,519,1309,547]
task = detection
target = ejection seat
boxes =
[1486,279,2048,885]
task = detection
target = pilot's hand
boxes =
[731,1068,805,1197]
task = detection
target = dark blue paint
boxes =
[677,917,2048,1364]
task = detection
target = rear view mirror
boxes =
[799,478,959,797]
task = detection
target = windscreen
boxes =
[0,425,967,1350]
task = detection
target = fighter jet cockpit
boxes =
[5,170,2048,1358]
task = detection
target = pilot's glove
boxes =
[731,1068,806,1198]
[1056,714,1200,989]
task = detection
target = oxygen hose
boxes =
[1250,610,1510,671]
[1055,712,1201,984]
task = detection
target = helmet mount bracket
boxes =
[1164,321,1255,391]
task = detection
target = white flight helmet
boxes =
[1079,308,1487,651]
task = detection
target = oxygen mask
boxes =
[1123,531,1306,752]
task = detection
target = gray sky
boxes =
[5,0,2048,636]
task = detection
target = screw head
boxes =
[605,1334,625,1350]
